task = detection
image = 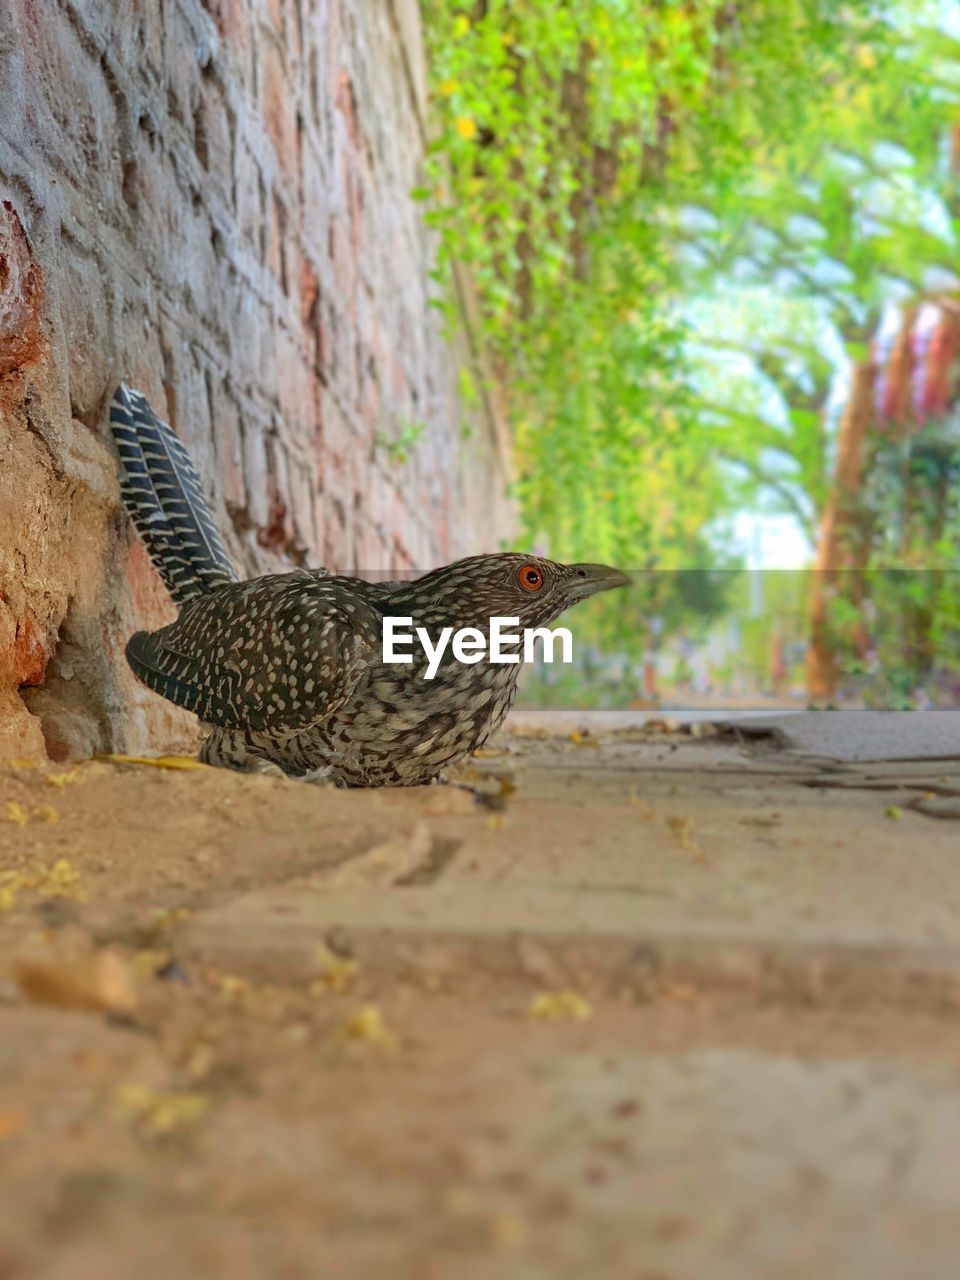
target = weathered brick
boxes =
[233,141,263,244]
[195,78,235,197]
[240,406,274,530]
[0,0,515,761]
[161,2,200,128]
[59,235,112,422]
[261,44,298,177]
[206,0,251,46]
[19,9,121,198]
[209,379,247,514]
[0,201,46,391]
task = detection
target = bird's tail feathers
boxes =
[109,383,238,605]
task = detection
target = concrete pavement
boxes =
[1,711,960,1277]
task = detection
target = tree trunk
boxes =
[806,360,875,700]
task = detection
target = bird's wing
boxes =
[125,571,382,732]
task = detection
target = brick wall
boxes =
[0,0,514,760]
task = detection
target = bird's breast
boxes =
[302,661,521,784]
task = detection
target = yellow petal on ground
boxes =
[132,949,171,977]
[5,800,29,826]
[665,814,707,862]
[455,116,477,141]
[490,1212,526,1248]
[343,1004,395,1046]
[1,859,84,907]
[45,767,84,787]
[186,1044,214,1081]
[529,990,593,1021]
[627,787,654,816]
[95,754,209,770]
[38,859,81,897]
[115,1085,208,1139]
[312,944,359,993]
[218,974,249,999]
[667,814,693,840]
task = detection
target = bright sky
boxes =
[731,511,813,570]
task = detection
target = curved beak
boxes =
[566,563,632,603]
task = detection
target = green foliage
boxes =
[376,419,427,466]
[418,1,927,570]
[421,1,960,688]
[665,1,958,557]
[829,420,960,706]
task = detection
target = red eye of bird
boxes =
[518,564,544,593]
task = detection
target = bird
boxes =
[109,384,629,787]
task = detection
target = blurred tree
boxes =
[421,1,960,692]
[420,1,904,561]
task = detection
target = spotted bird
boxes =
[110,384,629,786]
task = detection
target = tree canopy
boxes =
[420,1,960,571]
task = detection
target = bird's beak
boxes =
[566,563,632,602]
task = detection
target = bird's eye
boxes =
[518,564,545,592]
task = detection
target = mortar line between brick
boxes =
[385,0,429,149]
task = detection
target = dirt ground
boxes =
[2,714,960,1279]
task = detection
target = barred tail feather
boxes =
[124,628,232,724]
[109,383,238,605]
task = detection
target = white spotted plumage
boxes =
[110,386,628,787]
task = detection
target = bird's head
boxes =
[392,553,631,632]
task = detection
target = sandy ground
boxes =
[2,715,960,1279]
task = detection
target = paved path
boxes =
[1,713,960,1278]
[514,706,960,762]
